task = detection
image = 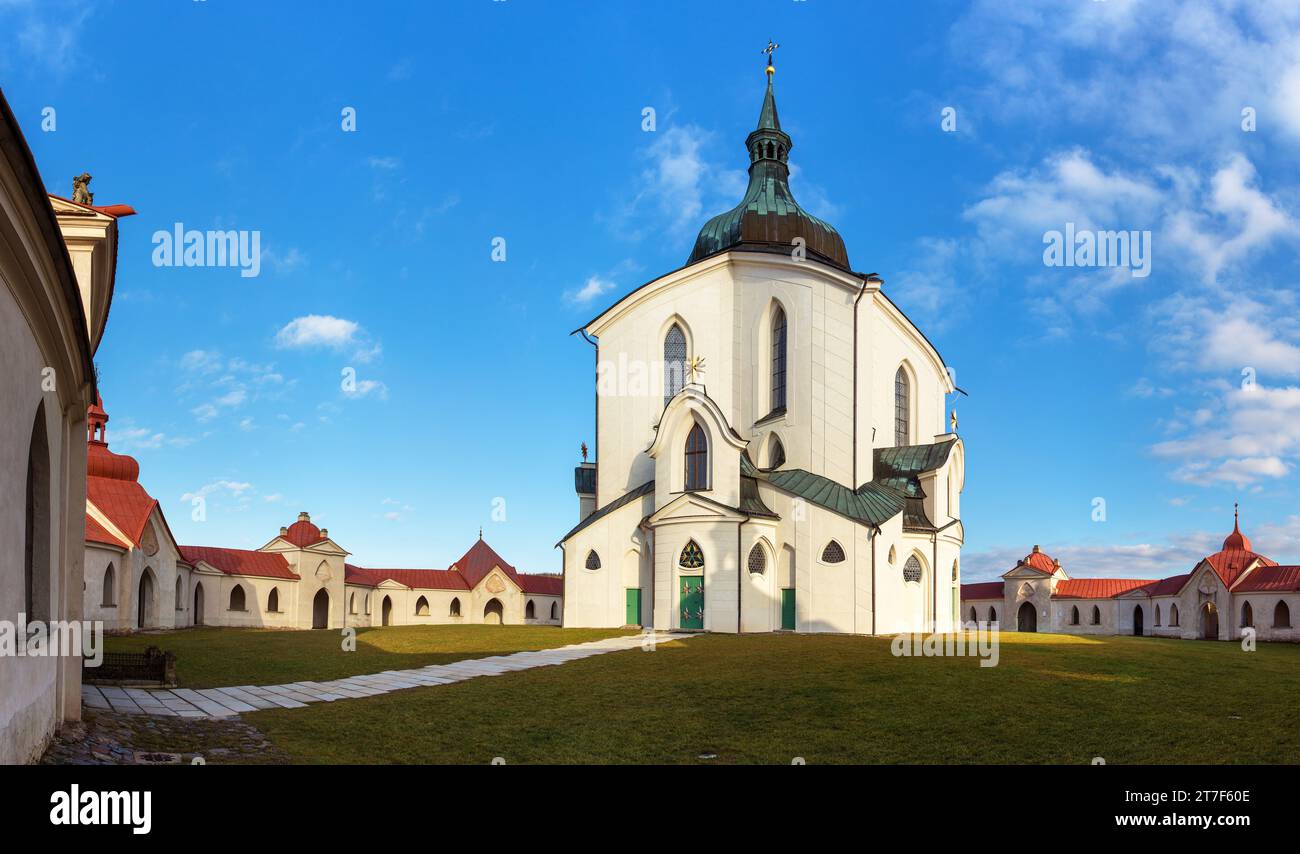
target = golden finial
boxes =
[688,355,707,382]
[762,39,779,76]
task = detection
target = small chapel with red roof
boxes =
[961,511,1299,641]
[83,399,562,632]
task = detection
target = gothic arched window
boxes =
[1241,601,1253,628]
[664,323,687,405]
[25,402,51,622]
[450,597,461,617]
[102,564,116,607]
[525,600,536,619]
[1070,606,1080,625]
[1170,603,1179,626]
[1276,601,1292,629]
[416,596,430,616]
[902,555,921,582]
[771,305,787,411]
[822,541,846,564]
[679,540,704,569]
[747,544,767,575]
[268,587,279,613]
[550,601,558,620]
[1155,604,1162,626]
[229,584,246,612]
[894,366,911,447]
[1091,605,1101,625]
[685,423,709,491]
[585,550,601,570]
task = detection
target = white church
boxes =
[559,61,965,635]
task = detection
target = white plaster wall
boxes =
[562,494,653,628]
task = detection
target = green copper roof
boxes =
[764,469,904,526]
[687,75,850,271]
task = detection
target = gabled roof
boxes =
[1234,565,1300,593]
[180,545,299,580]
[1003,546,1059,577]
[961,581,1004,600]
[87,477,157,547]
[1203,547,1273,587]
[1053,578,1154,599]
[451,538,520,587]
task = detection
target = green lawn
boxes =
[103,625,633,687]
[242,632,1300,764]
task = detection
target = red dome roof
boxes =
[283,513,322,546]
[1221,509,1251,551]
[86,396,141,482]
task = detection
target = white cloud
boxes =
[275,315,360,349]
[179,480,253,503]
[342,379,388,400]
[565,275,614,305]
[960,534,1223,584]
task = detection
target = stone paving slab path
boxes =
[83,632,682,719]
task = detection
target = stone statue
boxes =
[71,172,93,205]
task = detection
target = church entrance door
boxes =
[1017,601,1037,632]
[1133,604,1144,636]
[780,588,796,630]
[679,576,703,630]
[1200,602,1218,640]
[312,589,329,629]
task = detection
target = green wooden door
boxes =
[781,588,796,630]
[679,576,704,630]
[625,588,642,626]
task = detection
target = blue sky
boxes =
[6,0,1300,581]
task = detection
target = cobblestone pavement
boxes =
[81,631,682,719]
[40,708,288,765]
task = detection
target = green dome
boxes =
[687,74,850,271]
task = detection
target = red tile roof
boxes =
[179,546,299,580]
[86,476,157,546]
[1053,578,1155,599]
[1144,573,1191,597]
[85,514,127,549]
[451,538,521,587]
[1204,547,1274,587]
[344,564,469,590]
[961,581,1004,600]
[519,574,563,596]
[1234,565,1300,593]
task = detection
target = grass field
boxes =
[102,625,633,687]
[239,631,1300,765]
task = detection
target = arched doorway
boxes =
[193,582,205,626]
[484,598,503,624]
[137,568,155,629]
[1133,604,1144,636]
[1017,601,1037,632]
[312,588,329,629]
[1200,602,1219,640]
[381,595,392,626]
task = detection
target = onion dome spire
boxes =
[86,396,141,482]
[1222,502,1252,551]
[687,45,850,270]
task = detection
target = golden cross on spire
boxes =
[763,39,779,75]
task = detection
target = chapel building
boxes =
[559,62,965,635]
[961,512,1300,642]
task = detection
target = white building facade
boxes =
[962,514,1300,642]
[559,66,964,635]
